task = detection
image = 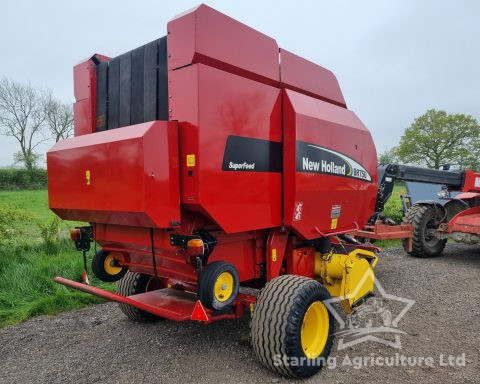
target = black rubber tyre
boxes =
[251,275,335,378]
[198,261,239,311]
[116,272,162,322]
[92,250,127,282]
[402,204,446,257]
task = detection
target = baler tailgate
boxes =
[47,121,180,228]
[54,277,211,322]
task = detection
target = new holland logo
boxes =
[296,141,372,182]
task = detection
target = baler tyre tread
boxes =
[116,272,162,322]
[198,261,239,310]
[91,249,127,282]
[402,204,446,258]
[251,275,335,378]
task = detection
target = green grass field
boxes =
[0,190,112,328]
[376,182,406,247]
[0,185,406,328]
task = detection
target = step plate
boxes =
[54,277,202,321]
[129,288,200,321]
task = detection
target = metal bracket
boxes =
[169,234,199,248]
[169,229,218,266]
[74,226,93,252]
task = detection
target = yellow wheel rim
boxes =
[214,272,234,302]
[104,253,123,276]
[301,301,329,359]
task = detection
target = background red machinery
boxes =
[355,164,480,257]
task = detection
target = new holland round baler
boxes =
[48,4,380,377]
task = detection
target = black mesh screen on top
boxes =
[95,36,168,131]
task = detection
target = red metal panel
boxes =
[73,55,109,136]
[207,231,261,281]
[54,277,202,321]
[170,64,283,233]
[266,230,289,281]
[455,192,480,199]
[286,247,314,278]
[47,121,180,228]
[168,65,199,203]
[73,59,96,136]
[95,223,263,283]
[283,89,378,240]
[167,4,279,86]
[354,224,413,239]
[447,206,480,234]
[460,170,480,193]
[279,49,346,108]
[73,99,91,137]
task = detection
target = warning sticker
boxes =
[331,218,338,230]
[293,202,303,221]
[331,204,341,219]
[186,154,196,167]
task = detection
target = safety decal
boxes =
[186,154,196,167]
[293,201,303,221]
[331,204,341,219]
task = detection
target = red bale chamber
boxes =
[47,4,377,290]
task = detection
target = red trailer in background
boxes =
[359,164,480,257]
[48,4,381,378]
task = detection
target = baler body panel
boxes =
[94,223,198,283]
[55,4,379,238]
[94,222,262,283]
[279,49,346,108]
[48,121,180,228]
[283,89,378,240]
[167,4,280,85]
[73,54,110,137]
[48,4,380,290]
[170,63,283,233]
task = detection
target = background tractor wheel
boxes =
[402,204,446,258]
[116,272,163,322]
[251,275,335,378]
[92,250,127,282]
[198,261,239,311]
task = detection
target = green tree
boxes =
[397,109,480,169]
[378,147,398,164]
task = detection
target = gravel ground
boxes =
[0,244,479,384]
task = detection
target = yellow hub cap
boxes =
[214,272,234,302]
[104,253,123,276]
[301,301,329,359]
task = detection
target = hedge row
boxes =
[0,169,47,190]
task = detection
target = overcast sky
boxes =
[0,0,479,166]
